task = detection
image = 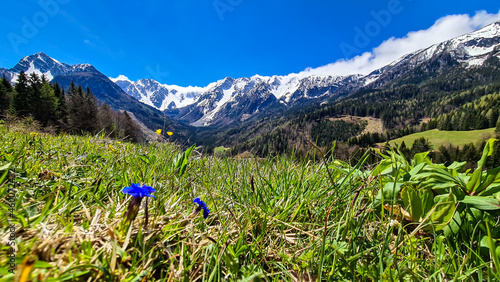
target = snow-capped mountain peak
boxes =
[9,52,70,82]
[109,76,210,111]
[110,75,132,83]
[3,52,105,83]
[2,20,500,128]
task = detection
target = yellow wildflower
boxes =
[155,129,162,135]
[109,145,115,151]
[30,132,39,136]
[117,141,122,144]
[167,131,173,136]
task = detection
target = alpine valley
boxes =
[2,20,500,154]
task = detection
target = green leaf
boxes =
[298,251,314,261]
[443,210,462,237]
[461,196,500,211]
[374,182,403,206]
[173,145,196,176]
[412,151,431,166]
[475,166,500,196]
[447,161,467,172]
[478,139,497,169]
[429,201,456,231]
[0,162,12,171]
[222,252,239,274]
[468,139,498,193]
[33,260,54,268]
[420,188,434,217]
[408,163,426,179]
[401,186,422,221]
[370,159,393,177]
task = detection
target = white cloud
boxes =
[299,10,500,78]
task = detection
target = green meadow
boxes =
[384,128,497,148]
[1,123,500,281]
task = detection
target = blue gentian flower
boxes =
[122,183,156,198]
[193,197,210,219]
[122,183,156,223]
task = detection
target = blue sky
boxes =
[1,0,499,87]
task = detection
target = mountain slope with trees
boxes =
[1,72,141,142]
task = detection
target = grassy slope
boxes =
[384,128,497,148]
[0,124,499,281]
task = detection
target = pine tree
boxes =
[491,110,499,128]
[0,79,8,114]
[13,71,30,116]
[411,137,433,155]
[98,103,117,137]
[53,83,68,125]
[84,87,99,133]
[1,75,13,92]
[0,75,13,113]
[121,111,139,142]
[399,141,411,159]
[36,82,59,125]
[67,84,98,134]
[28,72,43,118]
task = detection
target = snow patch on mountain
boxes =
[26,61,53,81]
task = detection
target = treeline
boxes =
[220,63,500,166]
[397,137,500,170]
[433,91,500,131]
[296,63,500,132]
[311,120,365,147]
[224,119,366,158]
[348,86,500,148]
[0,71,141,142]
[221,66,500,155]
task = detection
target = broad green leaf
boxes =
[447,161,467,171]
[475,166,500,196]
[222,252,239,274]
[467,169,483,194]
[466,207,484,227]
[443,210,462,237]
[436,192,456,203]
[430,201,456,231]
[467,139,498,193]
[370,159,393,177]
[478,139,498,169]
[408,163,426,178]
[0,162,12,171]
[420,188,434,217]
[461,196,500,211]
[374,182,403,206]
[412,151,431,166]
[401,186,422,221]
[413,171,459,184]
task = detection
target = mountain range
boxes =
[1,20,500,147]
[0,53,190,141]
[110,20,500,127]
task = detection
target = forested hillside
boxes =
[203,57,500,165]
[0,71,141,142]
